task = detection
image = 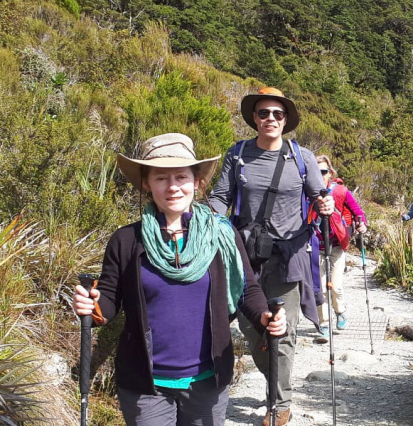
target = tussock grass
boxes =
[0,213,114,424]
[375,221,413,291]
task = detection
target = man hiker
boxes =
[209,87,334,426]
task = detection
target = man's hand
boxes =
[316,194,335,216]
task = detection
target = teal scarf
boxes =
[141,202,245,314]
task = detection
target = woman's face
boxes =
[143,167,199,219]
[318,161,331,186]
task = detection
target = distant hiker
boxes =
[72,133,286,426]
[209,87,334,426]
[401,204,413,222]
[314,154,367,344]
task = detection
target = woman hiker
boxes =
[73,133,287,426]
[314,154,367,343]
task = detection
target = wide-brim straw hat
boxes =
[117,133,221,189]
[241,87,300,134]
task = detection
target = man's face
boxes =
[253,99,287,141]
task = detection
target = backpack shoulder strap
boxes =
[233,140,247,182]
[286,139,310,219]
[331,181,347,214]
[287,139,307,183]
[234,139,247,160]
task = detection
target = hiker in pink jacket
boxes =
[315,154,367,343]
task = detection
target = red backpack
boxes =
[308,179,351,251]
[328,209,350,251]
[332,178,353,227]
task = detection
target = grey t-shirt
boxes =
[209,138,326,240]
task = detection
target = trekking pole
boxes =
[357,215,374,355]
[267,297,285,426]
[320,189,336,426]
[78,273,96,426]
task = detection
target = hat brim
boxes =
[241,94,300,133]
[117,153,221,189]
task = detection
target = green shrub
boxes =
[113,21,172,81]
[357,160,405,206]
[0,48,20,88]
[295,113,336,152]
[0,0,28,45]
[122,71,234,164]
[57,0,81,18]
[235,38,289,87]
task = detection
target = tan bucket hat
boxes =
[241,87,300,134]
[117,133,221,189]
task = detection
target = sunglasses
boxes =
[320,169,330,176]
[255,109,287,120]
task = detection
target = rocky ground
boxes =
[225,253,413,426]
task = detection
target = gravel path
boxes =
[225,253,413,426]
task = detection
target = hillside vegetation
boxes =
[0,0,412,424]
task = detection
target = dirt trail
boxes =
[225,253,413,426]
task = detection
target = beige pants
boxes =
[317,245,346,327]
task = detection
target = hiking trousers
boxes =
[317,245,346,326]
[238,261,300,411]
[117,376,229,426]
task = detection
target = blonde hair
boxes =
[316,154,337,179]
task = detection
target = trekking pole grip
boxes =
[267,297,285,342]
[267,297,285,317]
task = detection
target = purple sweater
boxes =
[142,212,214,378]
[141,256,213,378]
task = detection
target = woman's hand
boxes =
[260,307,287,336]
[356,221,367,234]
[73,285,100,316]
